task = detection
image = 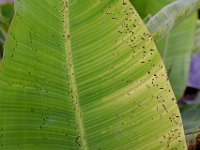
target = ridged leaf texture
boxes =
[0,0,186,149]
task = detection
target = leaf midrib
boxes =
[63,0,88,149]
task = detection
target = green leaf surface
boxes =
[146,0,199,41]
[131,0,198,99]
[130,0,171,19]
[193,20,200,55]
[0,2,14,59]
[182,104,200,145]
[0,3,14,34]
[157,14,197,99]
[182,105,200,130]
[0,0,186,149]
[1,3,14,19]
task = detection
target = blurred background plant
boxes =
[0,0,200,149]
[0,0,14,58]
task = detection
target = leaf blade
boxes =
[0,0,187,149]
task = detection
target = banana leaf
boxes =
[0,0,186,149]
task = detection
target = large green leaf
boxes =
[0,0,186,149]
